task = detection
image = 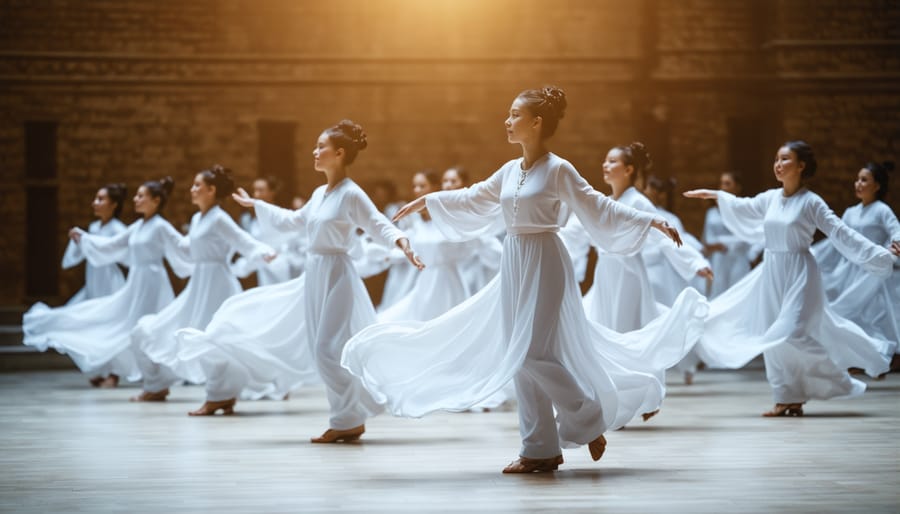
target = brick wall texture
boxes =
[1,0,898,304]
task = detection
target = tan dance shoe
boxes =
[129,388,169,402]
[762,403,804,417]
[502,455,564,474]
[310,424,365,443]
[588,434,607,461]
[188,398,236,416]
[99,374,119,388]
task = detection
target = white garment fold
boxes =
[61,218,128,305]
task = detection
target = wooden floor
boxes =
[0,369,897,513]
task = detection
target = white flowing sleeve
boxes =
[811,196,894,278]
[715,190,770,245]
[61,239,84,269]
[658,232,711,281]
[880,205,900,243]
[254,199,309,234]
[424,167,505,241]
[76,225,134,267]
[215,212,275,271]
[556,161,655,255]
[158,221,193,278]
[348,188,406,248]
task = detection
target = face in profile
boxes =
[505,97,539,144]
[133,185,159,216]
[92,188,115,219]
[854,168,878,202]
[602,148,632,186]
[313,132,340,172]
[190,173,216,208]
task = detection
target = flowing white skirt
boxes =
[696,250,895,403]
[132,262,242,385]
[23,264,174,380]
[377,264,471,323]
[342,232,707,444]
[175,274,318,402]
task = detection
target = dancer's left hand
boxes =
[891,240,900,257]
[397,238,425,270]
[652,219,682,247]
[696,267,714,280]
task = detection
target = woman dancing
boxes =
[684,141,897,416]
[343,87,703,473]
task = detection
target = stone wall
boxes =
[0,0,897,304]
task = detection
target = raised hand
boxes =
[891,240,900,257]
[396,237,426,270]
[683,189,718,200]
[652,219,683,247]
[263,252,278,263]
[392,196,427,224]
[68,228,82,243]
[232,187,255,208]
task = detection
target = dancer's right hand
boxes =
[683,189,717,200]
[232,187,254,208]
[651,219,683,247]
[68,228,82,243]
[392,196,427,223]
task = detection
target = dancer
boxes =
[684,141,897,416]
[812,161,899,352]
[232,176,301,285]
[129,165,275,402]
[701,172,762,298]
[61,183,129,305]
[23,177,191,387]
[188,121,422,435]
[343,87,704,473]
[439,166,504,296]
[641,175,712,385]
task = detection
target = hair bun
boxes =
[883,161,895,174]
[337,119,368,151]
[540,86,567,120]
[628,142,653,172]
[160,176,175,195]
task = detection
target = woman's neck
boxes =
[520,142,549,170]
[326,167,348,191]
[611,182,632,200]
[782,180,803,197]
[199,202,216,215]
[860,197,876,207]
[98,214,113,225]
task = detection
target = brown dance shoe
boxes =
[310,424,365,443]
[588,434,607,461]
[99,374,119,388]
[502,455,564,474]
[188,398,236,416]
[129,388,170,402]
[762,403,804,417]
[641,409,660,422]
[89,376,105,387]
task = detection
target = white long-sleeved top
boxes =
[62,218,128,304]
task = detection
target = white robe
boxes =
[376,213,422,310]
[342,153,707,459]
[131,205,273,392]
[702,206,761,298]
[696,189,896,404]
[184,179,405,427]
[812,200,900,348]
[232,212,302,286]
[23,215,191,380]
[61,218,128,305]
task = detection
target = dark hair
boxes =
[863,161,893,200]
[198,164,235,199]
[782,140,817,179]
[256,175,280,192]
[143,176,175,213]
[102,182,128,219]
[517,86,567,139]
[415,169,441,189]
[445,166,470,186]
[612,141,652,185]
[324,119,368,165]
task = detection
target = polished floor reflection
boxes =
[1,369,897,513]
